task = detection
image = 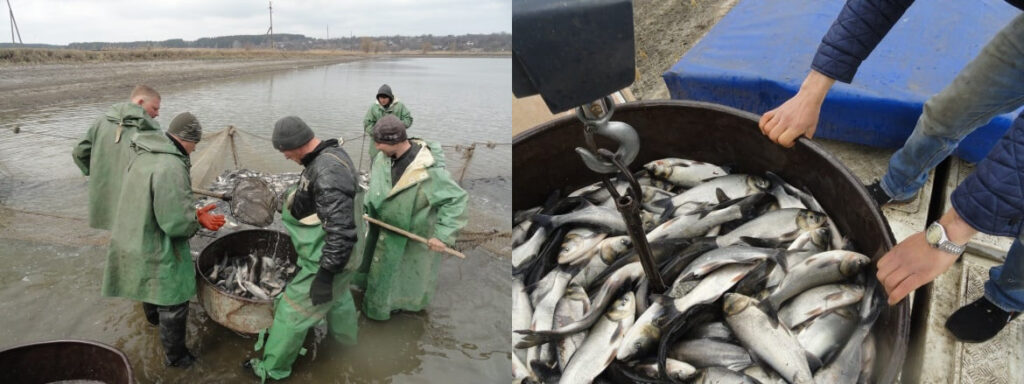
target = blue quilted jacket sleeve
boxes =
[951,113,1024,237]
[811,0,915,83]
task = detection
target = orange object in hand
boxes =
[196,204,226,231]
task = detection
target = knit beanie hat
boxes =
[272,116,315,150]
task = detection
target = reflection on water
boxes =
[0,58,510,383]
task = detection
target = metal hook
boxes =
[574,97,640,174]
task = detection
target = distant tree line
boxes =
[58,33,510,52]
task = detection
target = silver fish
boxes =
[528,268,574,372]
[635,358,697,381]
[813,283,882,384]
[715,208,828,248]
[677,246,781,283]
[557,228,607,265]
[241,280,270,300]
[645,201,748,242]
[723,293,813,384]
[513,279,533,362]
[780,284,864,329]
[795,306,858,364]
[743,364,787,384]
[516,263,644,347]
[766,250,870,311]
[682,321,735,342]
[644,158,729,188]
[511,219,533,247]
[532,204,627,234]
[555,283,591,370]
[650,174,770,217]
[558,291,635,384]
[618,263,759,362]
[668,339,753,371]
[512,226,549,268]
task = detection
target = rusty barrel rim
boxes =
[0,339,134,384]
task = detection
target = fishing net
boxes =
[187,126,512,254]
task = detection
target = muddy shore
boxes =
[0,56,368,115]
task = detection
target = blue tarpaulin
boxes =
[663,0,1021,162]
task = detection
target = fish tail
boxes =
[531,213,556,229]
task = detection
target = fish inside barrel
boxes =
[512,157,884,384]
[205,248,298,300]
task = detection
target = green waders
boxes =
[249,193,359,381]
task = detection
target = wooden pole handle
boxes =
[363,214,466,259]
[192,188,229,200]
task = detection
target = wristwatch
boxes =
[925,221,966,256]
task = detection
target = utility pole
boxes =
[265,0,274,49]
[7,0,23,45]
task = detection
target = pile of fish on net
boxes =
[205,250,297,301]
[511,158,884,384]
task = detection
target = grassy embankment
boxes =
[0,47,510,65]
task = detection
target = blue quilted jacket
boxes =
[952,116,1024,237]
[813,0,1024,236]
[811,0,1023,83]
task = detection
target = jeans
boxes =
[880,13,1024,201]
[986,235,1024,312]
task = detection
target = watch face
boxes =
[926,223,942,246]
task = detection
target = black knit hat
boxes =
[167,112,202,143]
[372,115,407,144]
[272,116,315,151]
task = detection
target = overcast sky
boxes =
[3,0,511,45]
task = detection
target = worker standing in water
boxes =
[363,84,413,161]
[356,115,467,321]
[247,116,361,380]
[102,113,225,368]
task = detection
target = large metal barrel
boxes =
[0,340,134,383]
[513,100,909,383]
[196,229,298,334]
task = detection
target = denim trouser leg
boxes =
[881,13,1024,201]
[985,237,1024,312]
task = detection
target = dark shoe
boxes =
[865,180,913,207]
[945,297,1021,343]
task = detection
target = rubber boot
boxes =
[158,302,195,368]
[142,302,159,326]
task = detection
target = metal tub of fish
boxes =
[196,229,298,334]
[513,100,908,383]
[0,340,134,383]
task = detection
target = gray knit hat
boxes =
[167,112,202,143]
[272,116,315,151]
[372,115,407,144]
